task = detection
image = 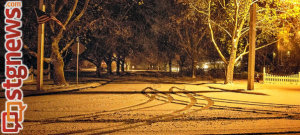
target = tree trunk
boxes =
[51,40,68,86]
[104,53,113,74]
[96,60,102,78]
[191,42,197,78]
[224,41,238,84]
[106,61,112,74]
[127,63,130,71]
[179,55,185,75]
[225,62,234,84]
[121,56,125,72]
[169,58,172,73]
[179,63,183,75]
[116,54,120,75]
[192,60,197,78]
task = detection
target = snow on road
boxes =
[0,75,299,134]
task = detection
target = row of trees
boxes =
[16,0,300,85]
[20,0,151,85]
[81,0,152,77]
[173,0,300,83]
[143,0,300,83]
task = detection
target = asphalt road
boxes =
[1,72,300,134]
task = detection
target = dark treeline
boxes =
[1,0,299,84]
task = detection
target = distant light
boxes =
[203,64,209,69]
[132,66,135,69]
[273,52,276,58]
[171,67,179,72]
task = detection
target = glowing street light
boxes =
[203,64,209,69]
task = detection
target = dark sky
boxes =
[1,2,5,73]
[1,2,5,57]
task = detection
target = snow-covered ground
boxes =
[0,72,299,134]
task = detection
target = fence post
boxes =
[29,66,33,81]
[47,64,51,80]
[263,67,265,84]
[298,72,300,85]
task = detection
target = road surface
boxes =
[1,72,300,134]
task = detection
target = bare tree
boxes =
[22,0,90,85]
[184,0,298,83]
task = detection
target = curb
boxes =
[0,83,103,98]
[208,86,269,96]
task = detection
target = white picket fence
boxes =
[263,67,300,84]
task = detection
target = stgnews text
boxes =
[1,1,27,134]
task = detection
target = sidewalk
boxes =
[206,80,300,91]
[0,77,111,97]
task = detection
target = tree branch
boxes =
[235,39,279,63]
[82,55,97,66]
[195,31,207,46]
[208,0,228,65]
[54,0,68,16]
[118,1,136,21]
[23,44,52,63]
[210,20,232,37]
[218,0,226,9]
[66,0,90,29]
[189,4,209,16]
[251,0,260,6]
[60,39,75,54]
[237,0,251,38]
[62,0,79,27]
[176,26,187,45]
[50,0,58,33]
[232,0,239,40]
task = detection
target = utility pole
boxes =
[76,37,79,86]
[37,0,45,91]
[247,3,257,90]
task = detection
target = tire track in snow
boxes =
[86,86,213,135]
[169,86,300,117]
